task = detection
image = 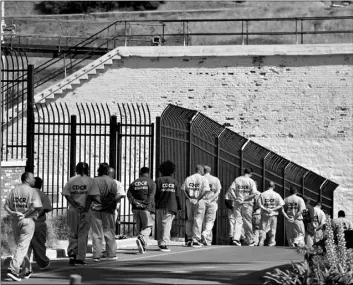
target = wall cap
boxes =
[1,160,27,167]
[117,44,353,58]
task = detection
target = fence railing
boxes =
[4,16,353,49]
[157,104,339,245]
[0,48,29,160]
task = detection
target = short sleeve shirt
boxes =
[225,176,257,205]
[284,195,306,219]
[260,189,285,216]
[62,175,100,208]
[6,184,42,219]
[92,175,118,213]
[114,179,126,196]
[313,207,326,228]
[332,217,353,232]
[181,173,210,199]
[203,173,221,201]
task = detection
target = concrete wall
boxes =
[45,44,353,219]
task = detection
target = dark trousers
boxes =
[27,222,50,268]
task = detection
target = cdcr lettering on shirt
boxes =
[13,197,27,208]
[71,185,88,195]
[161,183,175,193]
[135,181,148,190]
[264,198,275,208]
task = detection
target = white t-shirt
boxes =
[259,188,285,216]
[313,206,326,228]
[284,194,306,219]
[203,173,221,201]
[181,173,210,199]
[225,175,257,205]
[62,175,100,208]
[114,179,126,196]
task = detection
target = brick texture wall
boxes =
[48,45,353,220]
[0,161,26,217]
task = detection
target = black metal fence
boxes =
[156,104,339,245]
[1,48,29,160]
[28,100,154,235]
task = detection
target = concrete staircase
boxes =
[34,48,122,104]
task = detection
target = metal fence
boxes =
[1,48,28,160]
[156,104,339,245]
[29,99,155,235]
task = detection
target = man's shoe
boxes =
[192,241,202,248]
[69,257,76,266]
[137,235,147,248]
[93,258,100,263]
[24,271,33,279]
[248,241,256,246]
[185,240,193,247]
[136,238,145,254]
[201,235,210,246]
[107,257,118,261]
[39,261,51,270]
[159,246,171,252]
[7,270,21,282]
[232,240,242,246]
[75,260,87,266]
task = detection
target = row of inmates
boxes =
[5,163,353,281]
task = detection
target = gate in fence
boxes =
[156,104,339,246]
[29,101,154,236]
[1,48,29,160]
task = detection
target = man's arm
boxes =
[4,203,21,217]
[209,179,222,203]
[142,181,156,205]
[258,197,270,213]
[282,206,292,221]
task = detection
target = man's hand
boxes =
[16,212,24,220]
[190,199,197,205]
[77,206,85,213]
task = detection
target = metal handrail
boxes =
[2,16,353,107]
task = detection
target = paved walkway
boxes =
[1,246,302,284]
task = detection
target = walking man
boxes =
[155,160,182,252]
[62,162,101,266]
[5,172,42,281]
[27,177,52,270]
[181,165,210,247]
[225,168,258,246]
[332,210,353,232]
[91,163,119,262]
[313,202,326,243]
[258,181,285,247]
[127,167,156,254]
[201,164,221,246]
[302,197,316,248]
[282,187,306,247]
[107,167,126,237]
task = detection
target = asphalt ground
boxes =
[1,245,302,284]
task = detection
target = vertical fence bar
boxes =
[70,115,77,177]
[246,20,249,45]
[239,139,250,176]
[150,123,155,180]
[187,121,192,176]
[300,19,304,44]
[26,64,34,172]
[109,115,117,170]
[241,20,244,45]
[117,122,122,180]
[155,117,161,180]
[183,21,186,47]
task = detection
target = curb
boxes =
[1,239,186,265]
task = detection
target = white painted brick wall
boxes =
[38,45,353,220]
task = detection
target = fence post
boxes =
[25,64,35,173]
[150,123,155,180]
[69,115,77,178]
[155,117,161,180]
[187,121,192,176]
[282,162,291,246]
[109,115,117,170]
[300,19,304,44]
[116,122,122,181]
[239,139,250,177]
